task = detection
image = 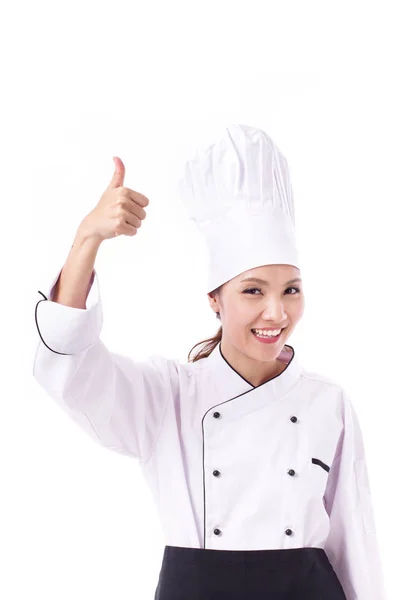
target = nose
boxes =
[261,299,286,321]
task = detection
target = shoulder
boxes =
[301,367,344,392]
[145,352,205,383]
[299,366,350,413]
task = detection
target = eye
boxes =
[243,287,301,295]
[287,286,301,295]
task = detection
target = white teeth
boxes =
[253,328,282,337]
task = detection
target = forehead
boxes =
[234,264,301,282]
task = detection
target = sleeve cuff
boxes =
[35,266,103,355]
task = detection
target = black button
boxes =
[290,416,297,423]
[213,470,221,477]
[213,412,221,418]
[285,528,293,536]
[214,528,222,536]
[287,469,295,476]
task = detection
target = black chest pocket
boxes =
[311,457,330,473]
[310,457,330,499]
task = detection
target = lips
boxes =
[251,329,283,344]
[252,327,286,344]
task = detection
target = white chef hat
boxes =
[176,123,301,294]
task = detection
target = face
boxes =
[207,264,305,386]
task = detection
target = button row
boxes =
[210,411,298,538]
[213,411,298,423]
[213,528,293,536]
[212,468,296,477]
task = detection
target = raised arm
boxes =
[33,158,176,464]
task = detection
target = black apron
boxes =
[154,545,347,599]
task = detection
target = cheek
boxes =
[291,299,305,322]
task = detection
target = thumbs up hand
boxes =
[80,157,150,242]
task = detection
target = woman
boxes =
[33,124,386,599]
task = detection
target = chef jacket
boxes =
[33,267,387,600]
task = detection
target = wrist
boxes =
[76,220,103,248]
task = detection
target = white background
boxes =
[1,1,398,598]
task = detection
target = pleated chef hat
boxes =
[177,123,301,294]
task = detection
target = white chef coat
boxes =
[33,267,387,600]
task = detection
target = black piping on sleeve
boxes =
[35,291,73,356]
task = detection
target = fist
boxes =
[80,157,150,242]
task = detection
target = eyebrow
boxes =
[240,277,302,286]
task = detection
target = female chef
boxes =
[34,124,387,599]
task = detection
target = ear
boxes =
[207,292,219,313]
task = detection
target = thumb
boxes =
[108,156,125,188]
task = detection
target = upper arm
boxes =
[33,266,178,462]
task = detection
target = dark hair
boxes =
[187,285,223,362]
